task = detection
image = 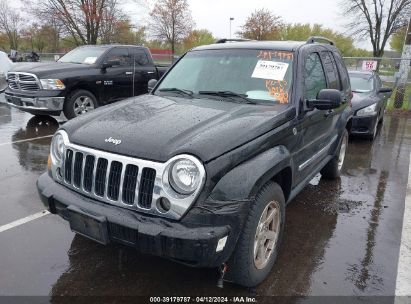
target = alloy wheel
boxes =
[253,201,281,270]
[73,96,95,116]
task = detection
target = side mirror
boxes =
[307,89,342,110]
[148,79,158,92]
[379,87,392,94]
[102,59,120,69]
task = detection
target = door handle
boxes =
[324,110,334,118]
[125,71,133,75]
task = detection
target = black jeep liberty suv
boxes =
[37,37,353,287]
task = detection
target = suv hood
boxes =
[10,62,92,78]
[62,95,294,163]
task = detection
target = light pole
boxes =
[229,17,234,39]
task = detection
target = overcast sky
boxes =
[125,0,372,50]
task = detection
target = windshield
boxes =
[155,49,294,104]
[349,74,374,92]
[58,47,107,65]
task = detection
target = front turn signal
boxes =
[47,154,52,173]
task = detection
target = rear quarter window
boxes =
[321,51,341,90]
[333,52,350,91]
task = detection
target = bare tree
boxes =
[0,0,23,50]
[149,0,194,54]
[33,0,110,45]
[237,9,283,41]
[342,0,411,57]
[99,0,128,43]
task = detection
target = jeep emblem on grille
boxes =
[105,137,122,145]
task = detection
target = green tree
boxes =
[237,9,282,40]
[390,27,407,53]
[281,23,360,56]
[182,29,214,51]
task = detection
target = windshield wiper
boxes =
[198,91,256,104]
[158,88,193,98]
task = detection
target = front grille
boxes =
[62,148,157,210]
[7,73,40,91]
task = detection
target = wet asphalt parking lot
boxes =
[0,93,410,302]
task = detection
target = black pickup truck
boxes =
[5,45,168,119]
[37,37,352,287]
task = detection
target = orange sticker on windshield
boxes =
[257,51,293,61]
[266,80,289,104]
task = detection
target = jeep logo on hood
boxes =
[105,137,122,145]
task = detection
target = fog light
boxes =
[216,236,228,252]
[157,197,171,213]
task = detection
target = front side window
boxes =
[131,49,150,66]
[304,53,327,100]
[104,48,131,66]
[155,49,294,104]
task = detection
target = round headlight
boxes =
[169,159,201,195]
[51,133,64,164]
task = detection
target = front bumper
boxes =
[37,173,244,267]
[5,89,64,115]
[350,114,378,135]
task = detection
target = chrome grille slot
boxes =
[18,74,36,82]
[122,165,139,205]
[7,74,16,81]
[95,158,108,197]
[9,82,18,90]
[20,83,39,91]
[73,152,83,188]
[107,161,123,201]
[64,149,73,183]
[83,155,95,192]
[138,168,156,209]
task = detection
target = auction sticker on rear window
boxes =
[252,60,289,81]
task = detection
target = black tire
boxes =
[227,182,285,287]
[64,90,97,119]
[320,129,348,179]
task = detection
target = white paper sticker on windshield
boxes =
[252,60,289,80]
[84,57,97,64]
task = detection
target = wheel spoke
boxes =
[265,208,277,225]
[266,230,277,240]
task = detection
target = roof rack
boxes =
[306,36,334,46]
[215,38,254,44]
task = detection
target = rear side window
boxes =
[321,51,341,90]
[131,49,150,66]
[105,48,131,66]
[333,52,350,91]
[304,53,327,100]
